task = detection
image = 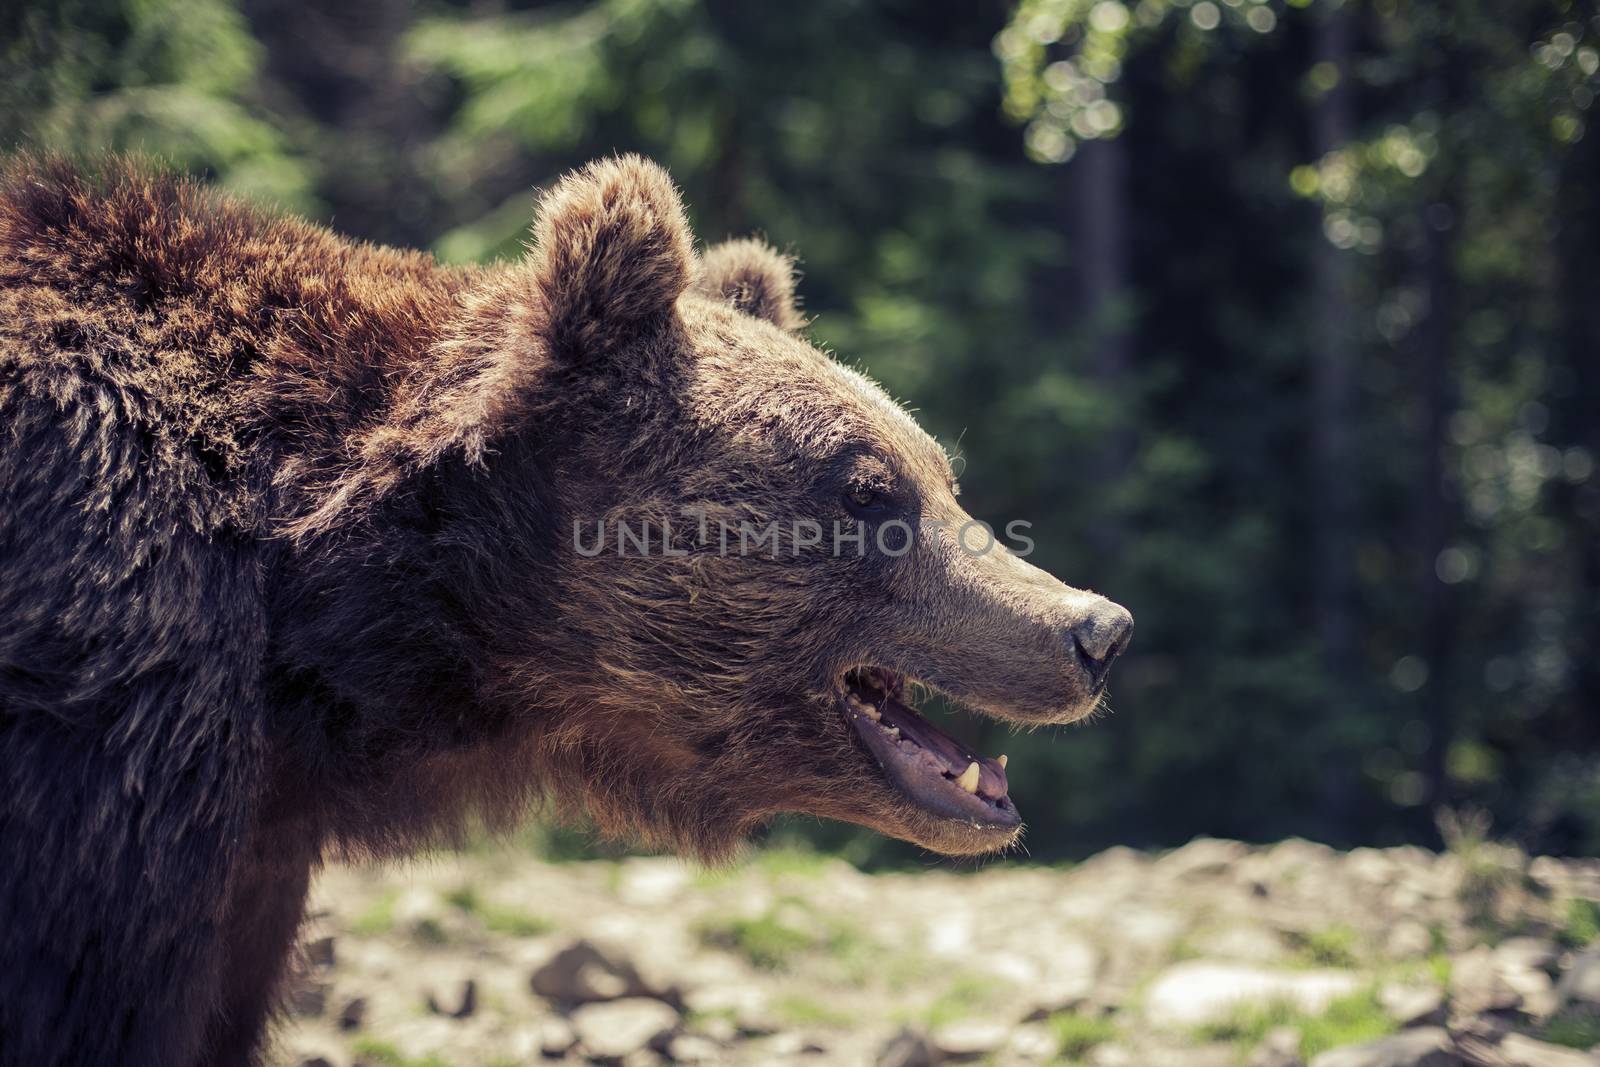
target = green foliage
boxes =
[479,906,553,938]
[1291,925,1362,969]
[696,898,863,972]
[771,994,855,1028]
[1559,898,1600,948]
[348,1038,452,1067]
[443,884,553,937]
[0,0,313,207]
[698,910,812,971]
[1050,1012,1119,1060]
[919,975,1004,1029]
[1539,1013,1600,1050]
[1196,987,1395,1061]
[350,891,398,937]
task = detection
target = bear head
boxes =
[322,156,1132,860]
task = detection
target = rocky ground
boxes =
[273,836,1600,1067]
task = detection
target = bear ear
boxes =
[695,238,803,332]
[525,155,695,360]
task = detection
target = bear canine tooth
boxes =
[847,693,881,721]
[956,761,980,794]
[998,754,1008,769]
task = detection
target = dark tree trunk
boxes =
[1414,197,1459,813]
[1076,134,1133,555]
[1309,4,1356,681]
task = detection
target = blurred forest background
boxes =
[3,0,1597,864]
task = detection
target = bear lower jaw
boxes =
[840,669,1022,838]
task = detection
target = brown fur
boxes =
[0,153,1128,1066]
[695,236,804,331]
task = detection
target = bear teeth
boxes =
[846,692,881,721]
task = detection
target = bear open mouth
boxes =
[840,667,1021,832]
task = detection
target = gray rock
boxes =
[1159,837,1250,878]
[1452,946,1523,1016]
[337,996,366,1031]
[1005,1022,1061,1061]
[665,1033,723,1063]
[878,1027,939,1067]
[1503,965,1559,1019]
[531,939,658,1004]
[765,1031,829,1055]
[425,978,477,1019]
[1144,961,1362,1028]
[1087,1046,1136,1067]
[287,978,328,1018]
[1498,1033,1600,1067]
[931,1019,1009,1060]
[1386,921,1436,961]
[1497,938,1561,976]
[1307,1027,1461,1067]
[1558,948,1600,1011]
[1379,983,1448,1028]
[304,936,337,968]
[571,997,680,1059]
[1246,1026,1304,1067]
[680,984,777,1036]
[536,1016,578,1057]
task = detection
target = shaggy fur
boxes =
[695,237,803,331]
[0,153,1128,1066]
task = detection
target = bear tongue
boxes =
[854,691,1009,802]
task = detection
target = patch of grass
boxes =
[1050,1013,1119,1060]
[351,891,398,937]
[697,899,866,973]
[349,1037,453,1067]
[480,904,553,937]
[1195,987,1395,1061]
[1438,807,1527,932]
[772,994,855,1027]
[684,1005,739,1031]
[411,917,449,946]
[442,884,551,937]
[920,975,999,1029]
[443,885,479,912]
[1558,897,1600,948]
[1539,1014,1600,1049]
[1291,925,1362,968]
[698,910,815,971]
[1168,935,1203,963]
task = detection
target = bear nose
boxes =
[1068,600,1133,684]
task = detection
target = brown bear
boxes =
[0,154,1131,1066]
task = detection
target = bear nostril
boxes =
[1068,601,1133,684]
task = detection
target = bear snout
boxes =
[1065,598,1134,688]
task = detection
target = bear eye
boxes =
[843,486,885,515]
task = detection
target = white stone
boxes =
[1144,961,1362,1028]
[1498,1033,1600,1067]
[930,1019,1009,1060]
[571,997,680,1059]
